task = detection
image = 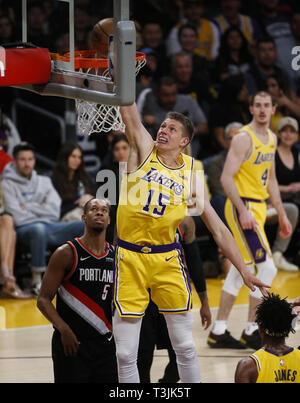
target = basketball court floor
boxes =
[0,270,299,383]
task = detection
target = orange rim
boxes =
[51,50,146,70]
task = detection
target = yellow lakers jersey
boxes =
[195,19,215,61]
[117,146,196,245]
[234,125,275,200]
[215,14,254,45]
[250,347,300,383]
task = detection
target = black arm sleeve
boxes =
[183,240,206,293]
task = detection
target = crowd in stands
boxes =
[0,0,300,297]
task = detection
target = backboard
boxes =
[17,0,137,106]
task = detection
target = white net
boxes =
[76,98,126,135]
[76,56,146,136]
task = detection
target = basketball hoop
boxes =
[51,50,146,135]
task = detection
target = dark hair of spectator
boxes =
[256,293,297,339]
[157,76,177,89]
[52,142,92,201]
[218,75,246,102]
[256,36,276,50]
[218,27,252,62]
[13,143,36,159]
[110,134,129,151]
[178,22,198,39]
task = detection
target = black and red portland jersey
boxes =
[56,237,115,340]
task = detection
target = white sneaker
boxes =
[31,282,42,297]
[273,251,299,272]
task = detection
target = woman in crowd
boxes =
[100,134,130,244]
[215,27,252,82]
[266,74,300,134]
[275,117,300,208]
[52,142,94,221]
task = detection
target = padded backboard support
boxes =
[0,47,51,86]
[15,0,136,106]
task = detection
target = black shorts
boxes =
[52,329,118,383]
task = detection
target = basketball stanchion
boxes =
[0,42,51,86]
[0,2,146,136]
[0,43,145,135]
[51,49,146,135]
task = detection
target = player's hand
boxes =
[291,297,300,308]
[238,209,257,231]
[241,271,270,297]
[278,214,293,239]
[60,326,81,357]
[199,299,212,330]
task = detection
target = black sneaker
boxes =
[240,329,261,350]
[207,330,246,349]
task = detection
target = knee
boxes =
[1,214,15,232]
[258,258,278,285]
[30,223,46,238]
[222,265,244,297]
[115,345,137,367]
[172,339,197,361]
[250,258,277,299]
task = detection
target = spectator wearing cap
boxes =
[275,117,300,206]
[271,117,300,271]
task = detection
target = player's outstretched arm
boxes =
[120,103,154,160]
[193,172,269,296]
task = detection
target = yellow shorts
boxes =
[225,198,272,266]
[113,244,192,318]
